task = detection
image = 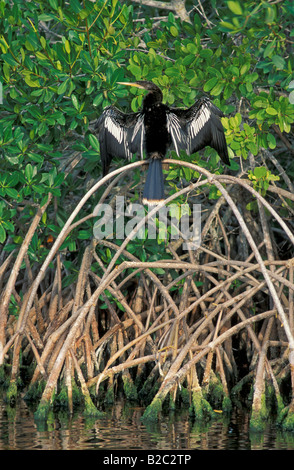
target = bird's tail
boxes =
[142,159,164,205]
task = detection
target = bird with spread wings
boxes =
[95,81,229,205]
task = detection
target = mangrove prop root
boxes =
[0,159,293,426]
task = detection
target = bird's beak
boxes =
[117,82,145,89]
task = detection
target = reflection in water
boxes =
[0,398,294,450]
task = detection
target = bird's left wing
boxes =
[95,106,145,176]
[171,98,230,165]
[166,111,188,157]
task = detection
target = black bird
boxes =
[95,80,229,205]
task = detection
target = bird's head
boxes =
[117,80,163,105]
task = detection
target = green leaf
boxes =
[127,64,141,78]
[0,225,6,243]
[266,107,278,115]
[57,79,69,95]
[71,94,79,110]
[89,134,100,151]
[263,41,276,58]
[38,13,56,21]
[182,54,195,66]
[187,42,198,54]
[93,93,103,107]
[6,188,19,198]
[227,1,243,15]
[254,167,267,179]
[254,100,267,108]
[247,142,258,155]
[234,113,242,126]
[219,21,236,31]
[240,63,250,75]
[64,39,71,54]
[49,0,58,10]
[170,26,178,37]
[78,230,92,239]
[3,54,18,66]
[53,173,65,187]
[199,49,213,58]
[246,201,258,212]
[24,75,40,88]
[209,185,221,200]
[203,77,218,92]
[35,51,49,61]
[267,133,276,149]
[210,82,224,96]
[272,55,285,70]
[25,164,34,181]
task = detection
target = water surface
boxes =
[0,398,294,450]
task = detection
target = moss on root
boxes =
[122,375,138,402]
[6,380,18,405]
[55,385,69,408]
[277,403,294,432]
[0,365,6,385]
[207,374,224,408]
[138,374,159,405]
[180,386,190,406]
[275,394,285,424]
[249,412,267,432]
[34,399,52,422]
[276,405,288,427]
[189,389,214,421]
[282,409,294,431]
[141,396,163,422]
[24,380,46,403]
[83,394,104,418]
[168,390,177,412]
[222,395,233,414]
[249,393,269,432]
[105,383,115,404]
[54,380,83,410]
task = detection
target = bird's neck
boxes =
[143,90,163,110]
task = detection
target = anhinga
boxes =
[95,80,229,205]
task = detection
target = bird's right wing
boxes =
[170,98,230,165]
[166,111,188,156]
[95,106,145,176]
